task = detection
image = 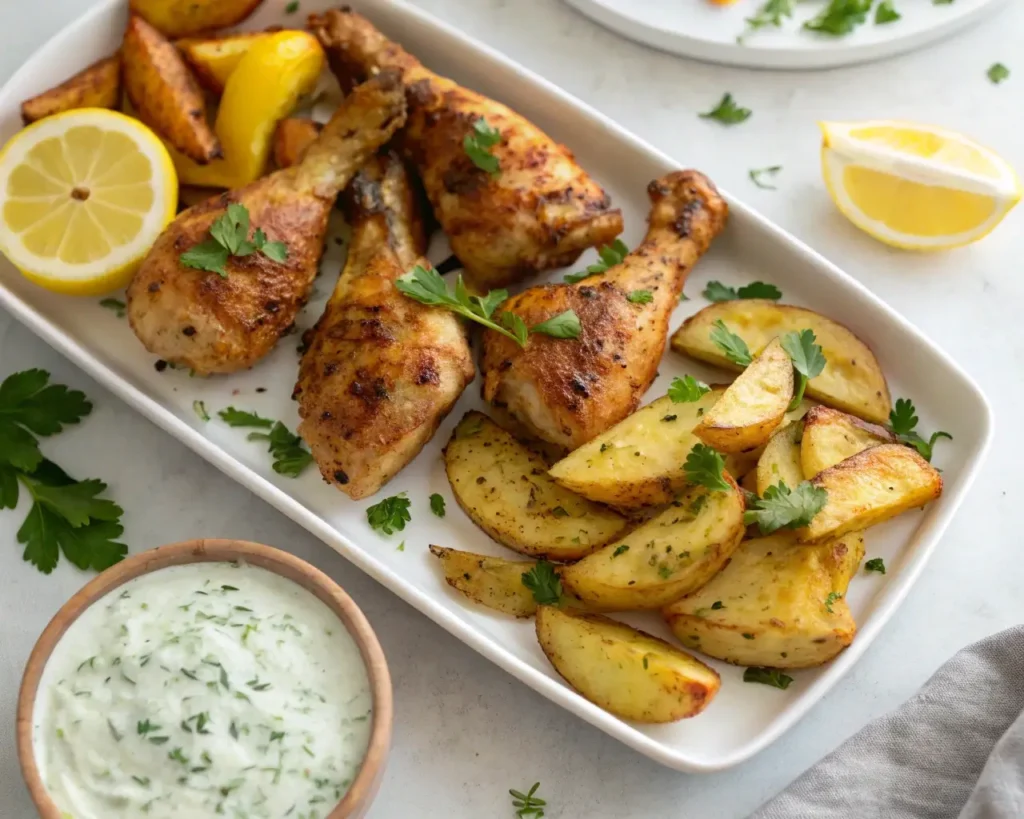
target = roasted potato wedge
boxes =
[799,444,942,543]
[177,32,273,94]
[129,0,264,38]
[671,300,891,424]
[536,606,720,722]
[273,117,323,169]
[800,406,897,479]
[694,337,793,453]
[122,15,221,164]
[20,55,121,124]
[429,546,537,618]
[664,531,864,668]
[561,480,745,611]
[548,387,725,509]
[756,421,805,496]
[445,412,629,560]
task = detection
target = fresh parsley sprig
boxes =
[667,375,710,403]
[744,480,827,534]
[180,204,288,278]
[703,281,782,302]
[521,561,562,606]
[510,782,547,818]
[887,397,951,462]
[699,93,751,125]
[743,667,794,689]
[464,118,502,177]
[366,493,411,535]
[217,407,312,477]
[684,444,732,493]
[803,0,872,35]
[395,265,580,346]
[709,320,753,367]
[564,239,630,284]
[780,329,826,410]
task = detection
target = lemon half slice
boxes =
[0,108,177,295]
[821,120,1020,251]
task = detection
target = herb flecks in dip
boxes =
[34,562,372,819]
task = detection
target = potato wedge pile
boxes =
[430,295,947,724]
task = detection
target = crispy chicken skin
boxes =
[126,72,407,375]
[309,8,624,289]
[294,152,474,499]
[481,170,728,450]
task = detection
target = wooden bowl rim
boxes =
[16,538,393,819]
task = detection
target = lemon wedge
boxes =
[820,120,1020,251]
[0,108,177,295]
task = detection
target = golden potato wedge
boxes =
[445,412,629,560]
[20,54,121,124]
[536,606,720,722]
[756,421,804,496]
[664,531,864,668]
[798,444,942,543]
[177,32,272,94]
[800,406,897,479]
[122,15,221,164]
[739,468,758,494]
[130,0,264,38]
[694,338,794,453]
[273,117,323,169]
[429,545,537,618]
[548,387,725,509]
[561,479,746,611]
[671,300,891,424]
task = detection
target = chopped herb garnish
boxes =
[711,601,725,610]
[874,0,901,23]
[887,397,952,462]
[217,407,313,477]
[463,117,501,176]
[180,204,288,278]
[824,591,843,613]
[612,544,630,558]
[99,298,126,317]
[743,667,794,689]
[107,718,123,742]
[987,63,1010,84]
[699,93,751,125]
[865,557,886,574]
[564,239,629,284]
[627,289,654,304]
[704,280,782,302]
[741,0,795,37]
[510,782,547,818]
[803,0,872,35]
[749,166,783,190]
[192,400,210,422]
[667,375,710,403]
[684,444,731,493]
[366,493,411,535]
[429,493,446,517]
[709,319,753,366]
[284,0,299,11]
[744,480,828,534]
[521,561,562,606]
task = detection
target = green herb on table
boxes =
[865,557,886,574]
[700,93,751,125]
[564,239,630,284]
[366,493,411,535]
[217,407,312,477]
[510,781,547,818]
[99,298,126,317]
[521,561,562,606]
[780,329,826,410]
[668,375,710,403]
[740,0,795,38]
[684,444,731,493]
[749,165,783,190]
[744,480,827,535]
[887,397,952,462]
[703,280,782,302]
[824,591,843,613]
[874,0,901,23]
[396,265,580,346]
[192,400,210,422]
[803,0,872,35]
[627,289,653,304]
[180,203,288,278]
[284,0,300,12]
[463,117,502,177]
[0,370,127,575]
[429,493,446,518]
[709,319,753,366]
[987,63,1010,84]
[743,667,794,689]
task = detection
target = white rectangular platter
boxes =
[0,0,992,772]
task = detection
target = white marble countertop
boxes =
[1,2,1022,817]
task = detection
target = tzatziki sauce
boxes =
[33,561,372,819]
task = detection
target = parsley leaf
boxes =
[217,407,312,477]
[521,561,562,606]
[510,782,547,818]
[179,204,289,277]
[99,298,126,317]
[668,375,710,403]
[217,407,273,428]
[987,63,1010,84]
[463,118,502,176]
[530,310,581,339]
[703,281,782,302]
[742,0,795,34]
[887,397,951,462]
[284,0,299,12]
[684,444,731,492]
[865,557,886,574]
[429,493,446,517]
[744,480,827,534]
[699,93,751,125]
[803,0,872,35]
[824,591,843,613]
[564,239,629,284]
[780,329,826,410]
[627,289,653,304]
[875,0,901,23]
[749,165,783,190]
[0,369,91,471]
[366,493,411,535]
[709,320,753,367]
[192,400,210,422]
[180,240,229,276]
[743,667,794,689]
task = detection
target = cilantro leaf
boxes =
[564,239,629,284]
[180,240,230,277]
[521,561,562,606]
[864,557,886,574]
[987,63,1010,84]
[463,118,502,176]
[366,493,411,535]
[744,480,827,534]
[780,329,826,410]
[709,320,753,366]
[749,165,783,190]
[803,0,872,35]
[668,375,710,403]
[703,281,782,302]
[429,493,446,517]
[699,93,751,125]
[875,1,901,23]
[684,444,731,492]
[218,407,274,428]
[743,667,794,689]
[246,422,313,477]
[887,397,951,462]
[531,310,581,340]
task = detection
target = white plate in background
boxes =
[0,0,992,772]
[563,0,1010,69]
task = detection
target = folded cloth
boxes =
[750,626,1024,819]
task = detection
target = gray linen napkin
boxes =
[751,625,1024,819]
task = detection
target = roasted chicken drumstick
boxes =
[294,152,474,499]
[481,170,728,450]
[127,72,407,374]
[310,8,624,289]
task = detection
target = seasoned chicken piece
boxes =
[127,73,406,374]
[481,170,728,450]
[294,152,474,499]
[309,8,624,289]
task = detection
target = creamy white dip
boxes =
[33,561,372,819]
